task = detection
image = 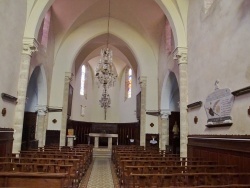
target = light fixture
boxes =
[99,88,111,120]
[95,0,117,120]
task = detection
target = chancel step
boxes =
[93,147,111,158]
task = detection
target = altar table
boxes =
[88,133,118,149]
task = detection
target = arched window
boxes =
[125,68,132,99]
[80,65,86,96]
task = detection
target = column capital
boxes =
[35,105,47,116]
[160,109,171,119]
[22,38,39,56]
[173,47,187,65]
[65,72,73,82]
[138,76,147,87]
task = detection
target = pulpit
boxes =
[89,133,118,149]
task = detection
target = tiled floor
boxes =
[80,157,119,188]
[87,158,114,188]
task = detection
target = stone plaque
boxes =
[204,83,234,127]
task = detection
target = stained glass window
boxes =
[125,68,132,99]
[127,68,132,99]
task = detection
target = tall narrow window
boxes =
[125,68,132,99]
[80,65,86,96]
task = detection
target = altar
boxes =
[89,133,118,149]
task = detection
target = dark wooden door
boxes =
[21,112,38,150]
[169,112,180,154]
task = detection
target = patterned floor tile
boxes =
[86,158,114,188]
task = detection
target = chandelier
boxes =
[95,48,117,89]
[99,88,111,120]
[95,0,117,120]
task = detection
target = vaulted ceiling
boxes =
[51,0,166,74]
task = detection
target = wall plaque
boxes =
[204,81,234,127]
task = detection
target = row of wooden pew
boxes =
[112,145,250,187]
[0,144,93,188]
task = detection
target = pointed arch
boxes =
[50,18,158,109]
[24,0,55,39]
[161,71,180,111]
[26,65,47,112]
[156,0,187,47]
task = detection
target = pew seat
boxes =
[0,172,70,188]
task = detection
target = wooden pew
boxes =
[117,159,217,180]
[123,173,250,188]
[0,172,70,188]
[0,157,83,187]
[120,165,237,186]
[0,154,87,187]
[0,145,94,188]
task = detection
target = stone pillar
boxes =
[173,47,188,157]
[35,105,47,147]
[12,38,38,153]
[159,109,171,151]
[94,137,99,148]
[108,137,112,149]
[60,72,73,146]
[139,76,147,147]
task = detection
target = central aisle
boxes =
[87,158,114,188]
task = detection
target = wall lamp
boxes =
[187,101,202,110]
[232,86,250,96]
[1,93,17,103]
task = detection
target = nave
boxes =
[80,158,117,188]
[1,144,250,188]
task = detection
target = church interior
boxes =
[0,0,250,187]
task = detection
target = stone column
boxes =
[60,72,73,146]
[173,47,188,157]
[94,137,99,148]
[35,105,47,147]
[108,137,112,149]
[159,109,171,151]
[12,38,38,153]
[139,76,147,147]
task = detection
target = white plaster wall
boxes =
[71,64,80,121]
[49,18,159,129]
[158,27,169,105]
[158,21,180,112]
[26,11,56,130]
[44,21,56,102]
[119,68,137,123]
[145,115,159,134]
[91,80,120,122]
[35,12,57,130]
[0,0,26,128]
[145,76,159,133]
[71,62,138,123]
[188,0,250,134]
[71,64,94,122]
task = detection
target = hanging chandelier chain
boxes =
[95,0,117,120]
[107,0,111,48]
